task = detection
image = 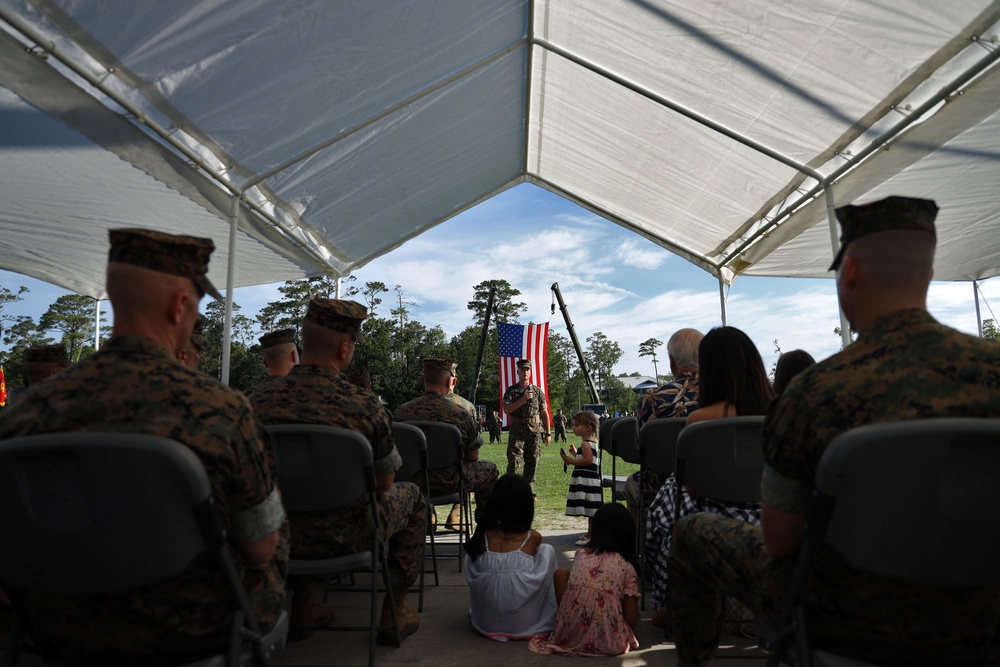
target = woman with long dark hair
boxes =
[645,326,774,628]
[465,474,558,640]
[772,349,816,396]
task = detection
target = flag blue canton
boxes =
[498,322,524,357]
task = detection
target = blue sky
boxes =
[3,183,998,377]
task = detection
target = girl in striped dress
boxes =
[561,410,602,546]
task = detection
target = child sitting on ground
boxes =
[464,474,558,640]
[528,503,640,656]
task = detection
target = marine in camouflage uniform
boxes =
[669,196,1000,666]
[5,343,73,408]
[0,228,288,665]
[394,358,499,511]
[551,408,568,442]
[502,358,551,485]
[249,297,424,643]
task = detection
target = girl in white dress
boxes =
[465,474,558,640]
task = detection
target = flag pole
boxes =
[468,287,496,402]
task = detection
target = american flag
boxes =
[498,321,550,428]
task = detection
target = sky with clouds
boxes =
[3,182,999,379]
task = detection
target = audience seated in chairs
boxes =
[624,328,702,524]
[394,358,499,528]
[667,196,1000,666]
[0,228,288,665]
[644,325,774,629]
[249,297,425,645]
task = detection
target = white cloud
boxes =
[609,237,668,270]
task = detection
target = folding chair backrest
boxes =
[610,416,640,464]
[815,418,1000,587]
[598,415,620,453]
[638,417,685,478]
[392,422,428,483]
[267,424,374,512]
[676,416,765,504]
[400,421,462,470]
[0,433,215,594]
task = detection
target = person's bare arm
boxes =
[622,595,640,627]
[376,471,395,495]
[238,531,279,566]
[762,501,805,556]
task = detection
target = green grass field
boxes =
[473,430,639,530]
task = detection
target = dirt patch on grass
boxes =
[533,507,589,532]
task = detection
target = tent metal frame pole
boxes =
[221,195,240,385]
[718,275,727,326]
[522,0,536,175]
[824,189,852,350]
[93,298,100,351]
[974,280,983,337]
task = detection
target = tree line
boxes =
[0,278,656,415]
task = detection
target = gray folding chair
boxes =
[673,416,766,524]
[267,424,397,667]
[0,433,286,667]
[636,416,686,609]
[397,421,470,572]
[673,416,765,640]
[763,418,1000,667]
[596,415,633,502]
[391,422,431,608]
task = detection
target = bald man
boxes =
[668,197,1000,666]
[0,228,287,665]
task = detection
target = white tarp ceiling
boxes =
[1,0,999,300]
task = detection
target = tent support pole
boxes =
[825,189,852,349]
[221,195,239,385]
[93,298,100,351]
[718,276,727,326]
[974,280,983,337]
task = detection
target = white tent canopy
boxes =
[1,0,999,301]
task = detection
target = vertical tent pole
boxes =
[93,298,101,351]
[974,280,983,337]
[221,195,239,385]
[826,189,852,349]
[718,275,727,326]
[336,277,342,299]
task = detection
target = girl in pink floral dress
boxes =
[528,503,640,656]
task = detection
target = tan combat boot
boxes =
[444,503,462,531]
[289,583,335,641]
[376,588,420,645]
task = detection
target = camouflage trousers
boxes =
[506,425,544,484]
[553,425,567,442]
[426,459,499,509]
[667,514,785,666]
[290,481,425,589]
[668,513,1000,666]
